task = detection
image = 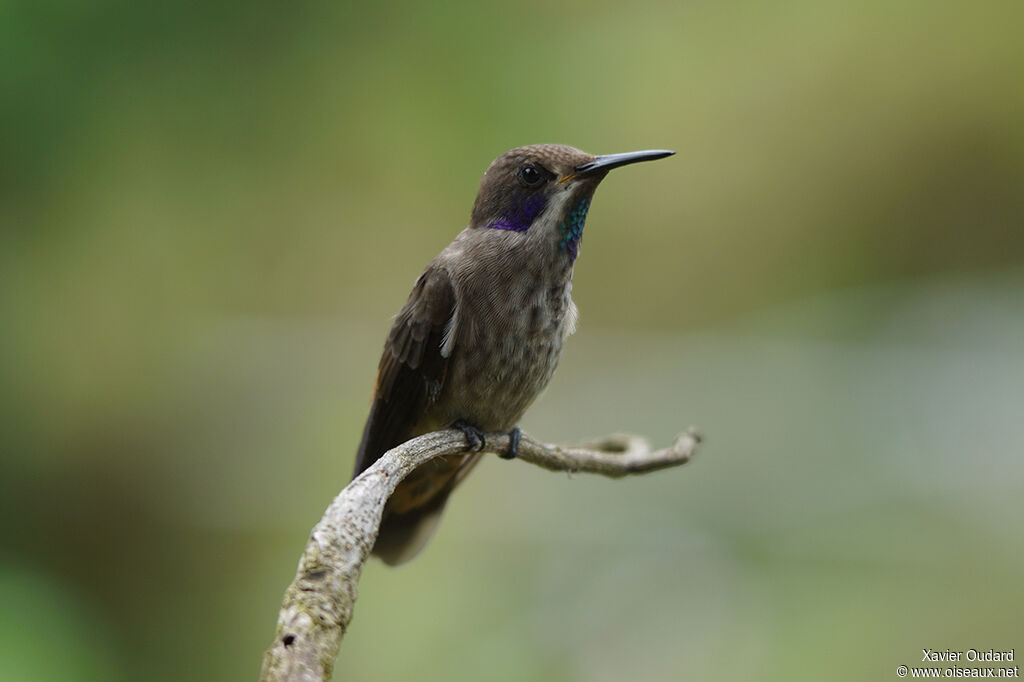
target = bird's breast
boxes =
[436,270,575,432]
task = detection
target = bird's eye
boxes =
[518,164,544,187]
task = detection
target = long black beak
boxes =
[574,149,675,176]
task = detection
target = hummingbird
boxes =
[352,144,674,565]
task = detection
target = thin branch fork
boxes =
[260,427,702,682]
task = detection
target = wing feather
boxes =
[352,266,456,477]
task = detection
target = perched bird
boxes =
[352,144,674,565]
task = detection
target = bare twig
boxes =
[260,427,702,682]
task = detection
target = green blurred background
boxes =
[2,1,1023,680]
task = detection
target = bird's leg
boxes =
[452,420,486,452]
[500,426,521,460]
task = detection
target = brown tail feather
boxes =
[371,452,482,565]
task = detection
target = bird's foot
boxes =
[500,426,521,460]
[453,420,486,452]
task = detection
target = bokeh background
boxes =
[2,1,1023,680]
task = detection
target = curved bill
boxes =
[574,149,675,176]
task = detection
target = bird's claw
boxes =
[453,420,486,452]
[501,426,521,460]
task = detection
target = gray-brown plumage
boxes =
[352,144,674,565]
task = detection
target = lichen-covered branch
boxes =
[260,427,702,682]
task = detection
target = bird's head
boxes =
[469,144,673,261]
